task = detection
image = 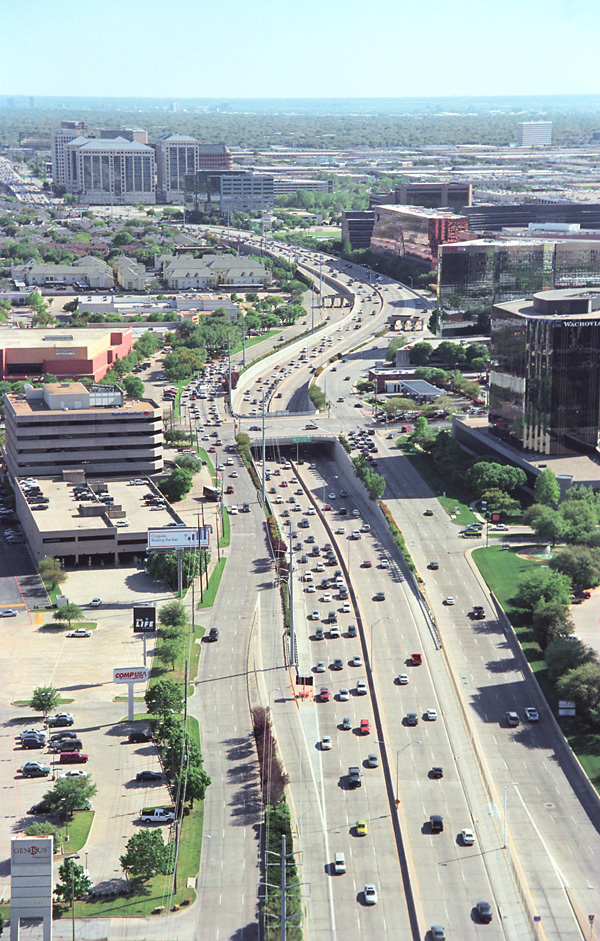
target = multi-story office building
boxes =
[4,382,163,480]
[0,326,132,381]
[371,204,470,267]
[489,289,600,455]
[438,238,600,315]
[273,178,332,195]
[341,211,375,249]
[156,134,200,203]
[463,203,600,232]
[218,172,274,212]
[197,144,233,171]
[100,127,148,144]
[64,137,156,205]
[517,121,552,146]
[51,121,88,186]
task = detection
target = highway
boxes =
[137,230,600,940]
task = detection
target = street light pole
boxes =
[503,782,518,851]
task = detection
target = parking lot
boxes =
[0,565,172,899]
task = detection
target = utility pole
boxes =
[280,832,287,941]
[288,519,295,667]
[227,333,233,414]
[242,309,246,368]
[261,389,266,505]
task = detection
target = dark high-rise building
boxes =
[489,289,600,455]
[341,211,375,249]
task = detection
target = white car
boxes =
[339,688,349,702]
[307,508,316,516]
[352,531,362,540]
[351,655,363,667]
[217,464,224,471]
[306,584,316,593]
[398,674,409,685]
[60,770,88,779]
[229,506,238,515]
[328,493,336,500]
[321,735,332,750]
[425,709,438,721]
[364,883,378,905]
[352,509,360,517]
[321,592,332,603]
[115,520,130,528]
[310,610,320,620]
[525,707,540,722]
[461,828,475,846]
[89,598,102,607]
[315,661,326,673]
[379,559,390,569]
[444,597,455,605]
[361,523,371,532]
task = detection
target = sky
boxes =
[1,0,599,100]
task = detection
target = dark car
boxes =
[128,730,150,744]
[430,766,444,779]
[50,730,78,742]
[46,714,74,728]
[21,735,46,749]
[207,627,219,642]
[136,770,163,782]
[27,799,54,815]
[476,901,493,923]
[430,814,444,833]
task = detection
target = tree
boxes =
[145,678,184,718]
[480,488,520,517]
[523,505,565,547]
[557,662,600,722]
[121,375,145,398]
[25,821,63,850]
[465,461,526,497]
[180,764,211,808]
[155,635,185,670]
[174,455,202,473]
[534,468,560,507]
[513,568,572,614]
[38,556,67,590]
[54,858,91,903]
[546,636,597,685]
[146,550,200,590]
[158,601,188,631]
[436,340,466,368]
[30,685,61,718]
[42,776,97,815]
[411,416,432,445]
[54,603,83,629]
[549,545,600,589]
[120,828,170,881]
[158,467,194,502]
[409,341,433,366]
[531,599,573,649]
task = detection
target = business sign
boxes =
[147,526,211,550]
[558,700,576,716]
[11,836,53,928]
[55,348,76,355]
[133,605,156,633]
[113,666,150,684]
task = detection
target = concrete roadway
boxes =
[310,365,600,939]
[278,457,526,939]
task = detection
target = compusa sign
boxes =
[133,605,156,633]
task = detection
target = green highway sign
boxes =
[292,436,312,443]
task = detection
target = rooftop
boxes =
[0,327,131,351]
[378,203,466,220]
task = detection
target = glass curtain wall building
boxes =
[489,290,600,455]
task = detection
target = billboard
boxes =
[133,606,156,633]
[147,526,211,550]
[113,666,150,684]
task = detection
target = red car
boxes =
[208,446,216,453]
[360,719,370,735]
[320,688,331,702]
[573,589,591,600]
[362,561,373,568]
[411,653,423,666]
[226,485,234,494]
[281,481,288,488]
[323,504,332,511]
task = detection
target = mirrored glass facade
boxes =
[489,291,600,455]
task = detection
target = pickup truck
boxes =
[348,766,362,788]
[140,808,175,824]
[473,606,486,619]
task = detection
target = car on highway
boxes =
[351,654,363,667]
[379,558,390,568]
[366,753,379,767]
[431,766,444,779]
[321,735,332,750]
[406,712,419,726]
[355,819,368,835]
[356,679,367,695]
[319,688,331,702]
[310,610,320,620]
[360,719,370,735]
[425,709,438,721]
[66,628,92,638]
[461,828,475,845]
[428,561,439,570]
[332,658,343,670]
[315,661,325,673]
[424,508,434,516]
[431,927,446,941]
[505,711,520,727]
[374,591,385,601]
[398,674,409,685]
[362,560,372,568]
[525,707,540,721]
[444,597,455,606]
[321,592,332,602]
[363,883,378,905]
[476,901,493,923]
[342,716,352,730]
[338,688,349,702]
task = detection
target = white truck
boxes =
[140,808,175,824]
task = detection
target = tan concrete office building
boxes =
[4,383,163,480]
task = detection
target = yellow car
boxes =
[356,820,368,837]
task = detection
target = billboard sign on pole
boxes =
[113,666,150,684]
[147,526,211,550]
[133,606,156,633]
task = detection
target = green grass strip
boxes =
[197,558,227,609]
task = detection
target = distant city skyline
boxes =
[1,0,598,100]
